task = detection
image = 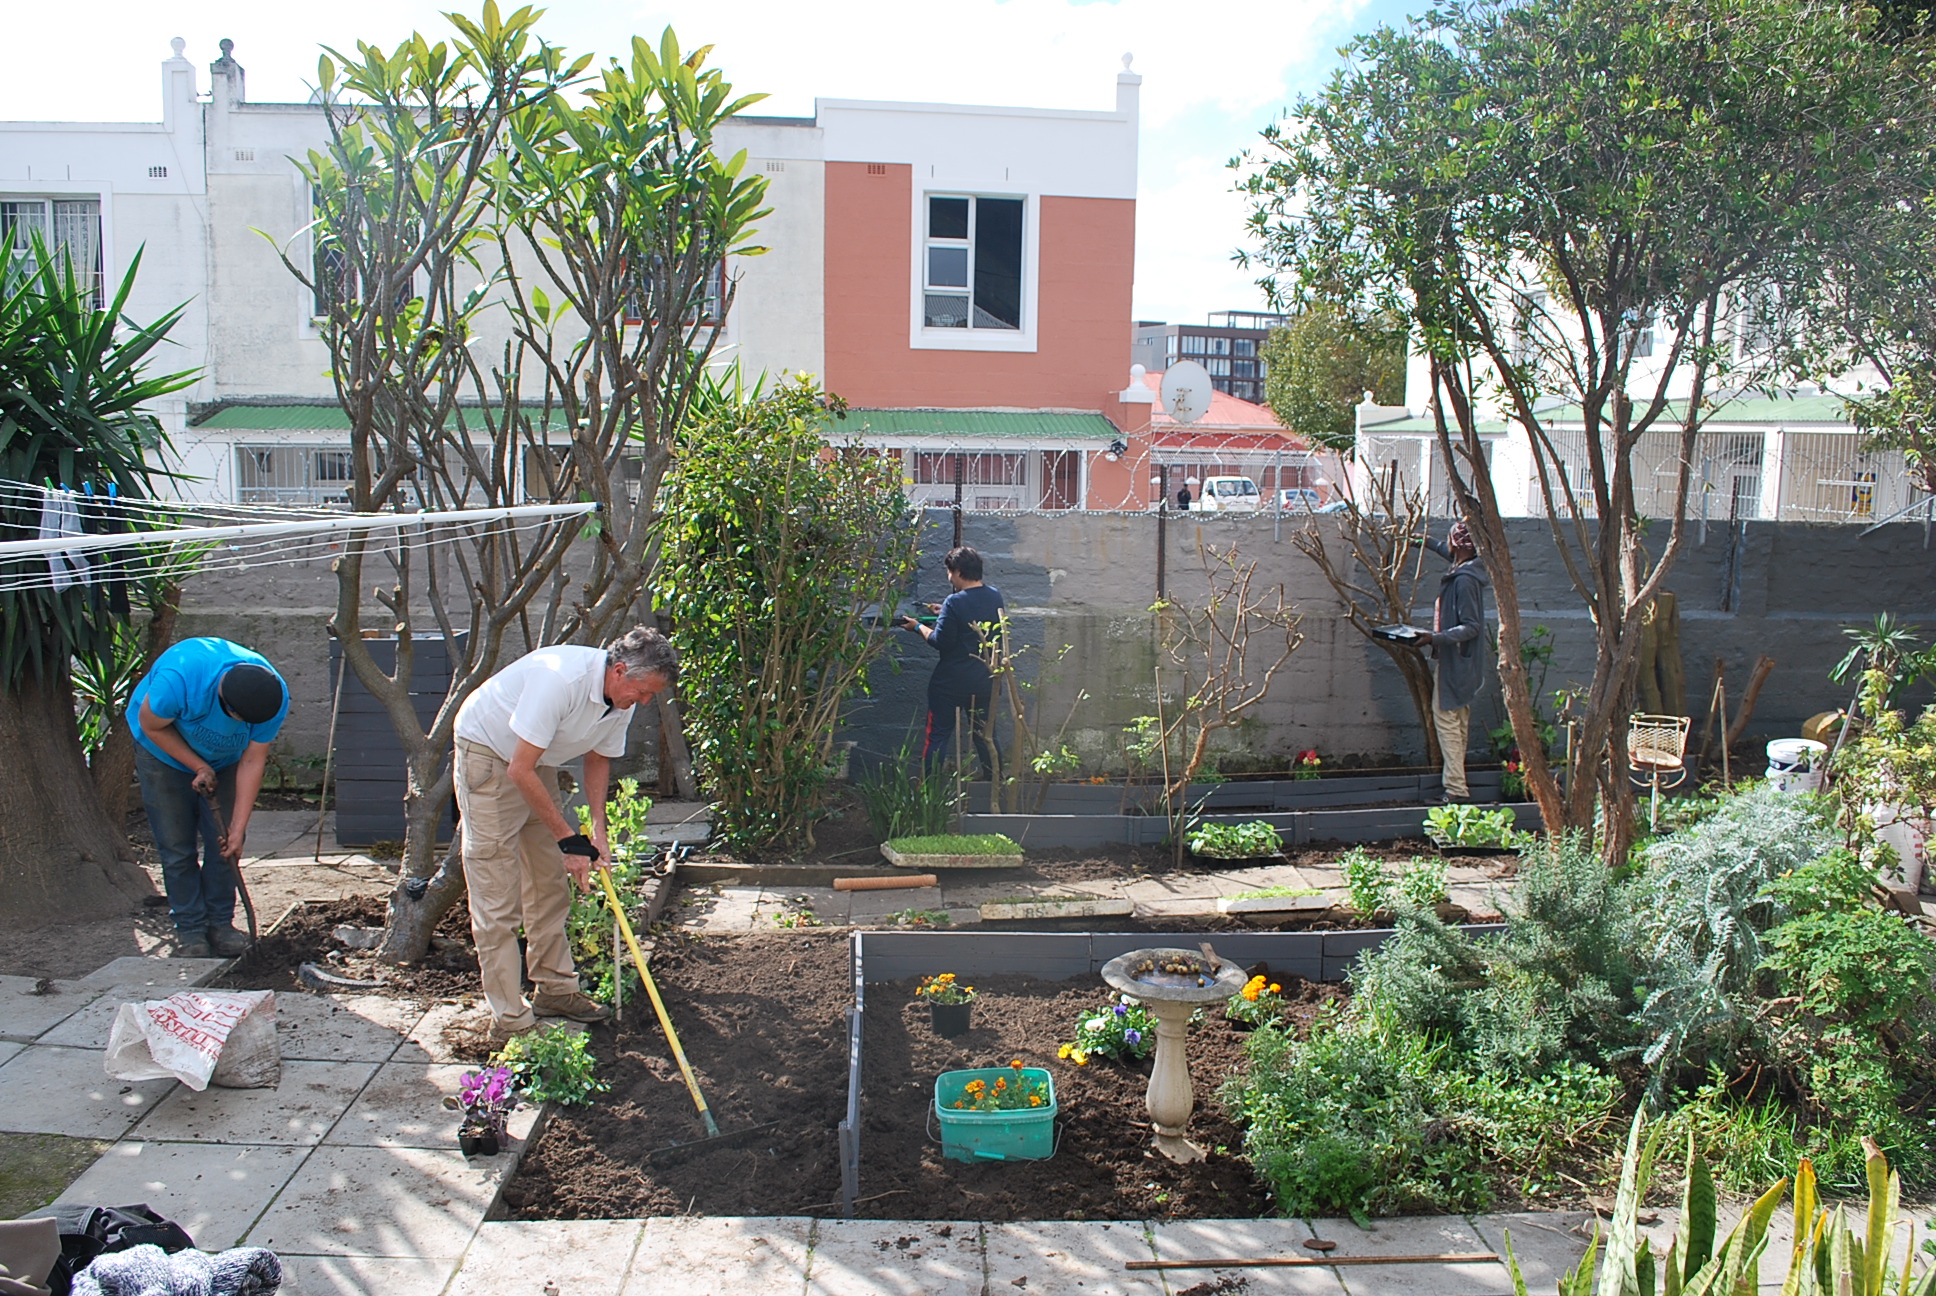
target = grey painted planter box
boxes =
[964,768,1506,816]
[835,923,1506,1216]
[962,802,1541,850]
[329,638,458,847]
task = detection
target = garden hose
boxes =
[597,867,720,1138]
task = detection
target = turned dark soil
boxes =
[216,894,482,999]
[505,930,1347,1222]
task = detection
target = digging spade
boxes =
[199,789,258,944]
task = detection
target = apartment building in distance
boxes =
[0,39,1157,511]
[1131,310,1287,404]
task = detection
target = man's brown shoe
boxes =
[485,1019,542,1049]
[531,990,611,1023]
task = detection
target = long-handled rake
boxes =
[596,868,779,1159]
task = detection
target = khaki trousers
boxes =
[1433,672,1472,800]
[455,739,580,1030]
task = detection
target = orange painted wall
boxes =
[823,162,1136,414]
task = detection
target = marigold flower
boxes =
[1011,1059,1023,1069]
[1269,983,1281,994]
[1071,1048,1089,1065]
[1057,1043,1073,1059]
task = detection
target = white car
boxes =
[1195,475,1262,513]
[1277,488,1323,512]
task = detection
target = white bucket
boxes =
[1765,738,1828,794]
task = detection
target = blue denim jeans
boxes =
[134,746,238,937]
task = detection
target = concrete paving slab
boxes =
[277,1255,457,1296]
[136,1059,377,1145]
[275,992,426,1063]
[1306,1215,1514,1295]
[1150,1219,1346,1294]
[805,1219,985,1296]
[0,978,102,1043]
[622,1216,814,1296]
[1469,1212,1592,1292]
[985,1220,1168,1295]
[37,994,135,1049]
[447,1219,645,1296]
[680,886,767,932]
[327,1062,541,1149]
[395,1001,489,1064]
[0,1041,20,1068]
[246,1144,505,1259]
[78,957,229,991]
[847,886,945,925]
[52,1141,307,1250]
[0,1045,176,1138]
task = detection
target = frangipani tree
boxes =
[281,7,770,959]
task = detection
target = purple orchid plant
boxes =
[454,1065,521,1137]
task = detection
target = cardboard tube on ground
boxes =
[833,874,939,892]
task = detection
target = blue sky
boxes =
[3,0,1422,325]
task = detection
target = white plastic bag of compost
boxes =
[103,989,280,1090]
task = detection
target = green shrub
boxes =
[1424,804,1524,848]
[1396,854,1447,907]
[492,1025,609,1106]
[1628,783,1836,1090]
[567,779,656,1004]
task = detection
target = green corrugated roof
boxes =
[193,404,354,431]
[842,409,1121,441]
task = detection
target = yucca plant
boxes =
[1507,1118,1935,1296]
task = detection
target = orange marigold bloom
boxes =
[1268,983,1282,994]
[1010,1059,1023,1069]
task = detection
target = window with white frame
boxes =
[923,196,1024,331]
[2,198,103,305]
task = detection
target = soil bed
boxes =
[505,931,1346,1222]
[217,895,482,1000]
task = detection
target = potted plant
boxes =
[1292,749,1323,781]
[915,972,977,1037]
[446,1064,520,1157]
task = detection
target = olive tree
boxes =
[282,8,770,960]
[1240,0,1926,857]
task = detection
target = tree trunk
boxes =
[373,842,467,964]
[0,662,156,926]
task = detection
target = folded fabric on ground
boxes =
[70,1246,280,1296]
[0,1216,59,1296]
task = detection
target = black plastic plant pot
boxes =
[930,1001,974,1037]
[459,1126,501,1158]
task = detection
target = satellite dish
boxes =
[1161,361,1213,424]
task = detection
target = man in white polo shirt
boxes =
[453,626,679,1043]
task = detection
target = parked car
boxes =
[1277,488,1323,512]
[1195,475,1262,513]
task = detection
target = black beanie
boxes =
[220,664,285,724]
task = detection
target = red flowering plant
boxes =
[1293,749,1323,781]
[445,1064,521,1139]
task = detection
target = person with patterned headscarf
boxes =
[1421,520,1491,803]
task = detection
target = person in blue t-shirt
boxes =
[896,546,1005,779]
[127,638,290,958]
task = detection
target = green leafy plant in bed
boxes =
[492,1025,609,1107]
[567,779,656,1005]
[1424,804,1526,849]
[884,833,1022,857]
[1186,820,1284,858]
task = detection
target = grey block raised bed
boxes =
[836,923,1506,1215]
[963,801,1542,850]
[963,769,1507,816]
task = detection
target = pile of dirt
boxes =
[505,932,1347,1222]
[217,895,483,1000]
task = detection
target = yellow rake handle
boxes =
[598,868,719,1137]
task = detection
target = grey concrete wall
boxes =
[172,509,1936,779]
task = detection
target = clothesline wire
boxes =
[0,515,573,595]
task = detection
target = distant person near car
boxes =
[129,637,290,958]
[897,546,1006,779]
